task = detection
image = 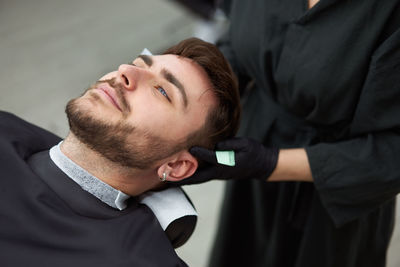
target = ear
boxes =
[156,150,198,182]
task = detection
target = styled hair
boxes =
[163,37,241,149]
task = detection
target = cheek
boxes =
[99,71,117,81]
[127,95,175,132]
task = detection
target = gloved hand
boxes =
[171,137,279,186]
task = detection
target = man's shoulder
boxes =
[0,110,22,125]
[0,111,36,132]
[0,111,61,154]
[0,110,57,135]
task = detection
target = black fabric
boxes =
[165,215,197,249]
[172,0,218,19]
[210,0,400,266]
[29,150,197,249]
[0,111,188,267]
[173,137,278,185]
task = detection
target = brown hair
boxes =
[163,37,241,149]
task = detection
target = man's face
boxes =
[66,54,216,169]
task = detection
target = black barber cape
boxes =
[210,0,400,267]
[0,111,188,267]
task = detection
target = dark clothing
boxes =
[173,0,218,19]
[211,0,400,266]
[0,112,188,267]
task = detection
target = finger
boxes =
[189,146,217,164]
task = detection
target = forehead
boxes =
[152,54,216,107]
[152,54,206,86]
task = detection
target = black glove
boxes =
[171,137,279,186]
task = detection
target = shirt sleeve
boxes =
[305,28,400,227]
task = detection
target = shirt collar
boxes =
[49,142,130,210]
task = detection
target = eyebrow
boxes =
[161,68,188,107]
[137,54,153,67]
[138,54,188,108]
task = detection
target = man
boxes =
[0,38,240,266]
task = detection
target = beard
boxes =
[65,79,186,169]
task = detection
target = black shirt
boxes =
[210,0,400,266]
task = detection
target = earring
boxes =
[160,172,167,182]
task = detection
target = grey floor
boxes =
[0,1,399,266]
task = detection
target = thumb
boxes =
[189,146,217,164]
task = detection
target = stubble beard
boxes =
[65,82,186,170]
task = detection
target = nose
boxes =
[117,64,151,91]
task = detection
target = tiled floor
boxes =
[1,1,399,266]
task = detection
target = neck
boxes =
[60,133,163,196]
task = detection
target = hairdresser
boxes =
[174,0,400,266]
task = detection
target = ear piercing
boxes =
[160,172,167,182]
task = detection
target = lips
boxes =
[97,84,122,111]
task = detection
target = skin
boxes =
[308,0,320,9]
[268,148,313,182]
[61,54,217,196]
